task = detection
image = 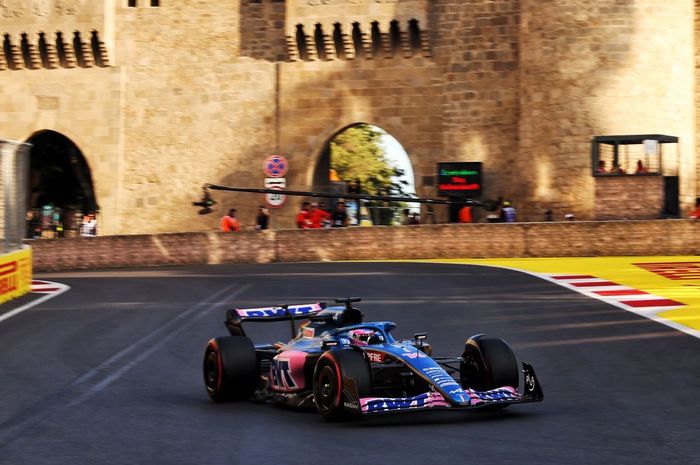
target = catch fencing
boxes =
[1,140,30,253]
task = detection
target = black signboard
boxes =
[437,162,482,197]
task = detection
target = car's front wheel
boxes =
[461,336,519,391]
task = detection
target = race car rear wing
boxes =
[225,302,326,337]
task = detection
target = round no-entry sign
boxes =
[263,155,288,178]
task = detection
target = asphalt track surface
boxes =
[0,262,698,465]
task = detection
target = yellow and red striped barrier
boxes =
[0,247,32,305]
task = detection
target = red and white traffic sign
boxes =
[263,155,289,178]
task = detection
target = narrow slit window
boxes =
[333,23,344,60]
[4,34,17,70]
[352,22,363,58]
[38,32,51,68]
[370,22,382,56]
[73,31,85,67]
[295,25,309,61]
[90,31,103,67]
[314,24,326,61]
[389,20,401,55]
[21,33,33,69]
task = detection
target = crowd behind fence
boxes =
[0,140,29,254]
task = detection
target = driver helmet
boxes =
[348,328,384,346]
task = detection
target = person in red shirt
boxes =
[309,202,331,228]
[220,208,240,232]
[458,205,473,223]
[690,197,700,219]
[296,202,312,229]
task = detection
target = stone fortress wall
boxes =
[0,0,697,235]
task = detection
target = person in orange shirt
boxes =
[220,208,240,232]
[458,204,473,223]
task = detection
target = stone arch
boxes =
[311,121,416,200]
[25,130,99,235]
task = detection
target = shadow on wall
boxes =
[517,0,638,217]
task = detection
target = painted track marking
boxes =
[0,280,70,324]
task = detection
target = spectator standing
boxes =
[635,160,649,174]
[409,212,421,225]
[458,205,473,223]
[689,197,700,219]
[80,213,97,237]
[331,201,349,227]
[317,202,332,228]
[501,201,517,222]
[309,202,331,229]
[220,208,240,232]
[596,160,607,174]
[296,201,312,229]
[401,208,411,225]
[255,206,270,230]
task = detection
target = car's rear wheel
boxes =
[313,349,370,421]
[461,337,518,392]
[203,336,258,402]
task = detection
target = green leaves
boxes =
[330,124,405,196]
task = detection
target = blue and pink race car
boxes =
[203,298,543,420]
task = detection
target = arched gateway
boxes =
[25,130,98,238]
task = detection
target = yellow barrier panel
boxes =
[0,247,32,305]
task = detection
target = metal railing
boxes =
[1,140,30,253]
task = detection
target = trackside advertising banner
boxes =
[0,247,31,304]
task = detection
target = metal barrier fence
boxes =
[1,140,30,254]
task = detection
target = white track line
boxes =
[0,281,70,324]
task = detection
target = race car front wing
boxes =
[358,362,543,415]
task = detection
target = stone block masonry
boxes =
[29,220,700,272]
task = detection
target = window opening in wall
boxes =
[128,0,137,7]
[370,21,382,56]
[332,23,345,60]
[72,31,85,67]
[408,19,421,52]
[151,0,160,6]
[20,33,33,69]
[351,22,363,58]
[55,32,68,67]
[3,34,17,70]
[389,20,401,55]
[591,134,677,176]
[90,31,103,67]
[38,32,54,68]
[295,24,309,61]
[314,24,326,60]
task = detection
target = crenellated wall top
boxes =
[0,0,107,34]
[286,0,428,35]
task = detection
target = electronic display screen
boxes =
[437,162,482,197]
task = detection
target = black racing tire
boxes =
[312,349,371,421]
[203,336,258,402]
[479,338,519,390]
[461,337,519,392]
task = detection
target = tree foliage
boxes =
[330,124,408,196]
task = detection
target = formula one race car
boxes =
[203,298,543,420]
